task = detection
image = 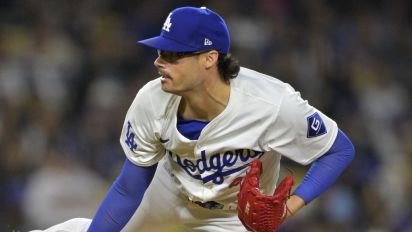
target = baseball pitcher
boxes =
[31,6,355,232]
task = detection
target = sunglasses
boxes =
[157,50,208,63]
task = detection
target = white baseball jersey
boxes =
[120,66,338,205]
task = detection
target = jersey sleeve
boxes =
[119,89,164,167]
[265,84,338,165]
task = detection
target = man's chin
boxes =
[161,87,184,96]
[160,85,174,93]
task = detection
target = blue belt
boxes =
[193,201,224,210]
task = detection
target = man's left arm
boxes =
[87,159,157,232]
[285,128,355,218]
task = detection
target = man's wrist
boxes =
[285,195,305,219]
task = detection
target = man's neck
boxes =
[178,80,230,122]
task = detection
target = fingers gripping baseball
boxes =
[231,159,294,232]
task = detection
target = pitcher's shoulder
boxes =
[233,67,295,103]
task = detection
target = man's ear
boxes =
[204,50,219,69]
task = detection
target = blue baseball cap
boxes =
[138,7,230,54]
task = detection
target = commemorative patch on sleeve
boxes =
[306,112,327,138]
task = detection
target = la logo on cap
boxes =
[162,13,172,32]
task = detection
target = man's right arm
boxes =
[87,159,157,232]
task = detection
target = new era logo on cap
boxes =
[138,6,230,54]
[204,38,213,45]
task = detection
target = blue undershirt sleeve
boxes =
[293,129,355,204]
[87,159,157,232]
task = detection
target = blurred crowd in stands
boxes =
[0,0,411,231]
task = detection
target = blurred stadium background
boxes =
[0,0,411,231]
